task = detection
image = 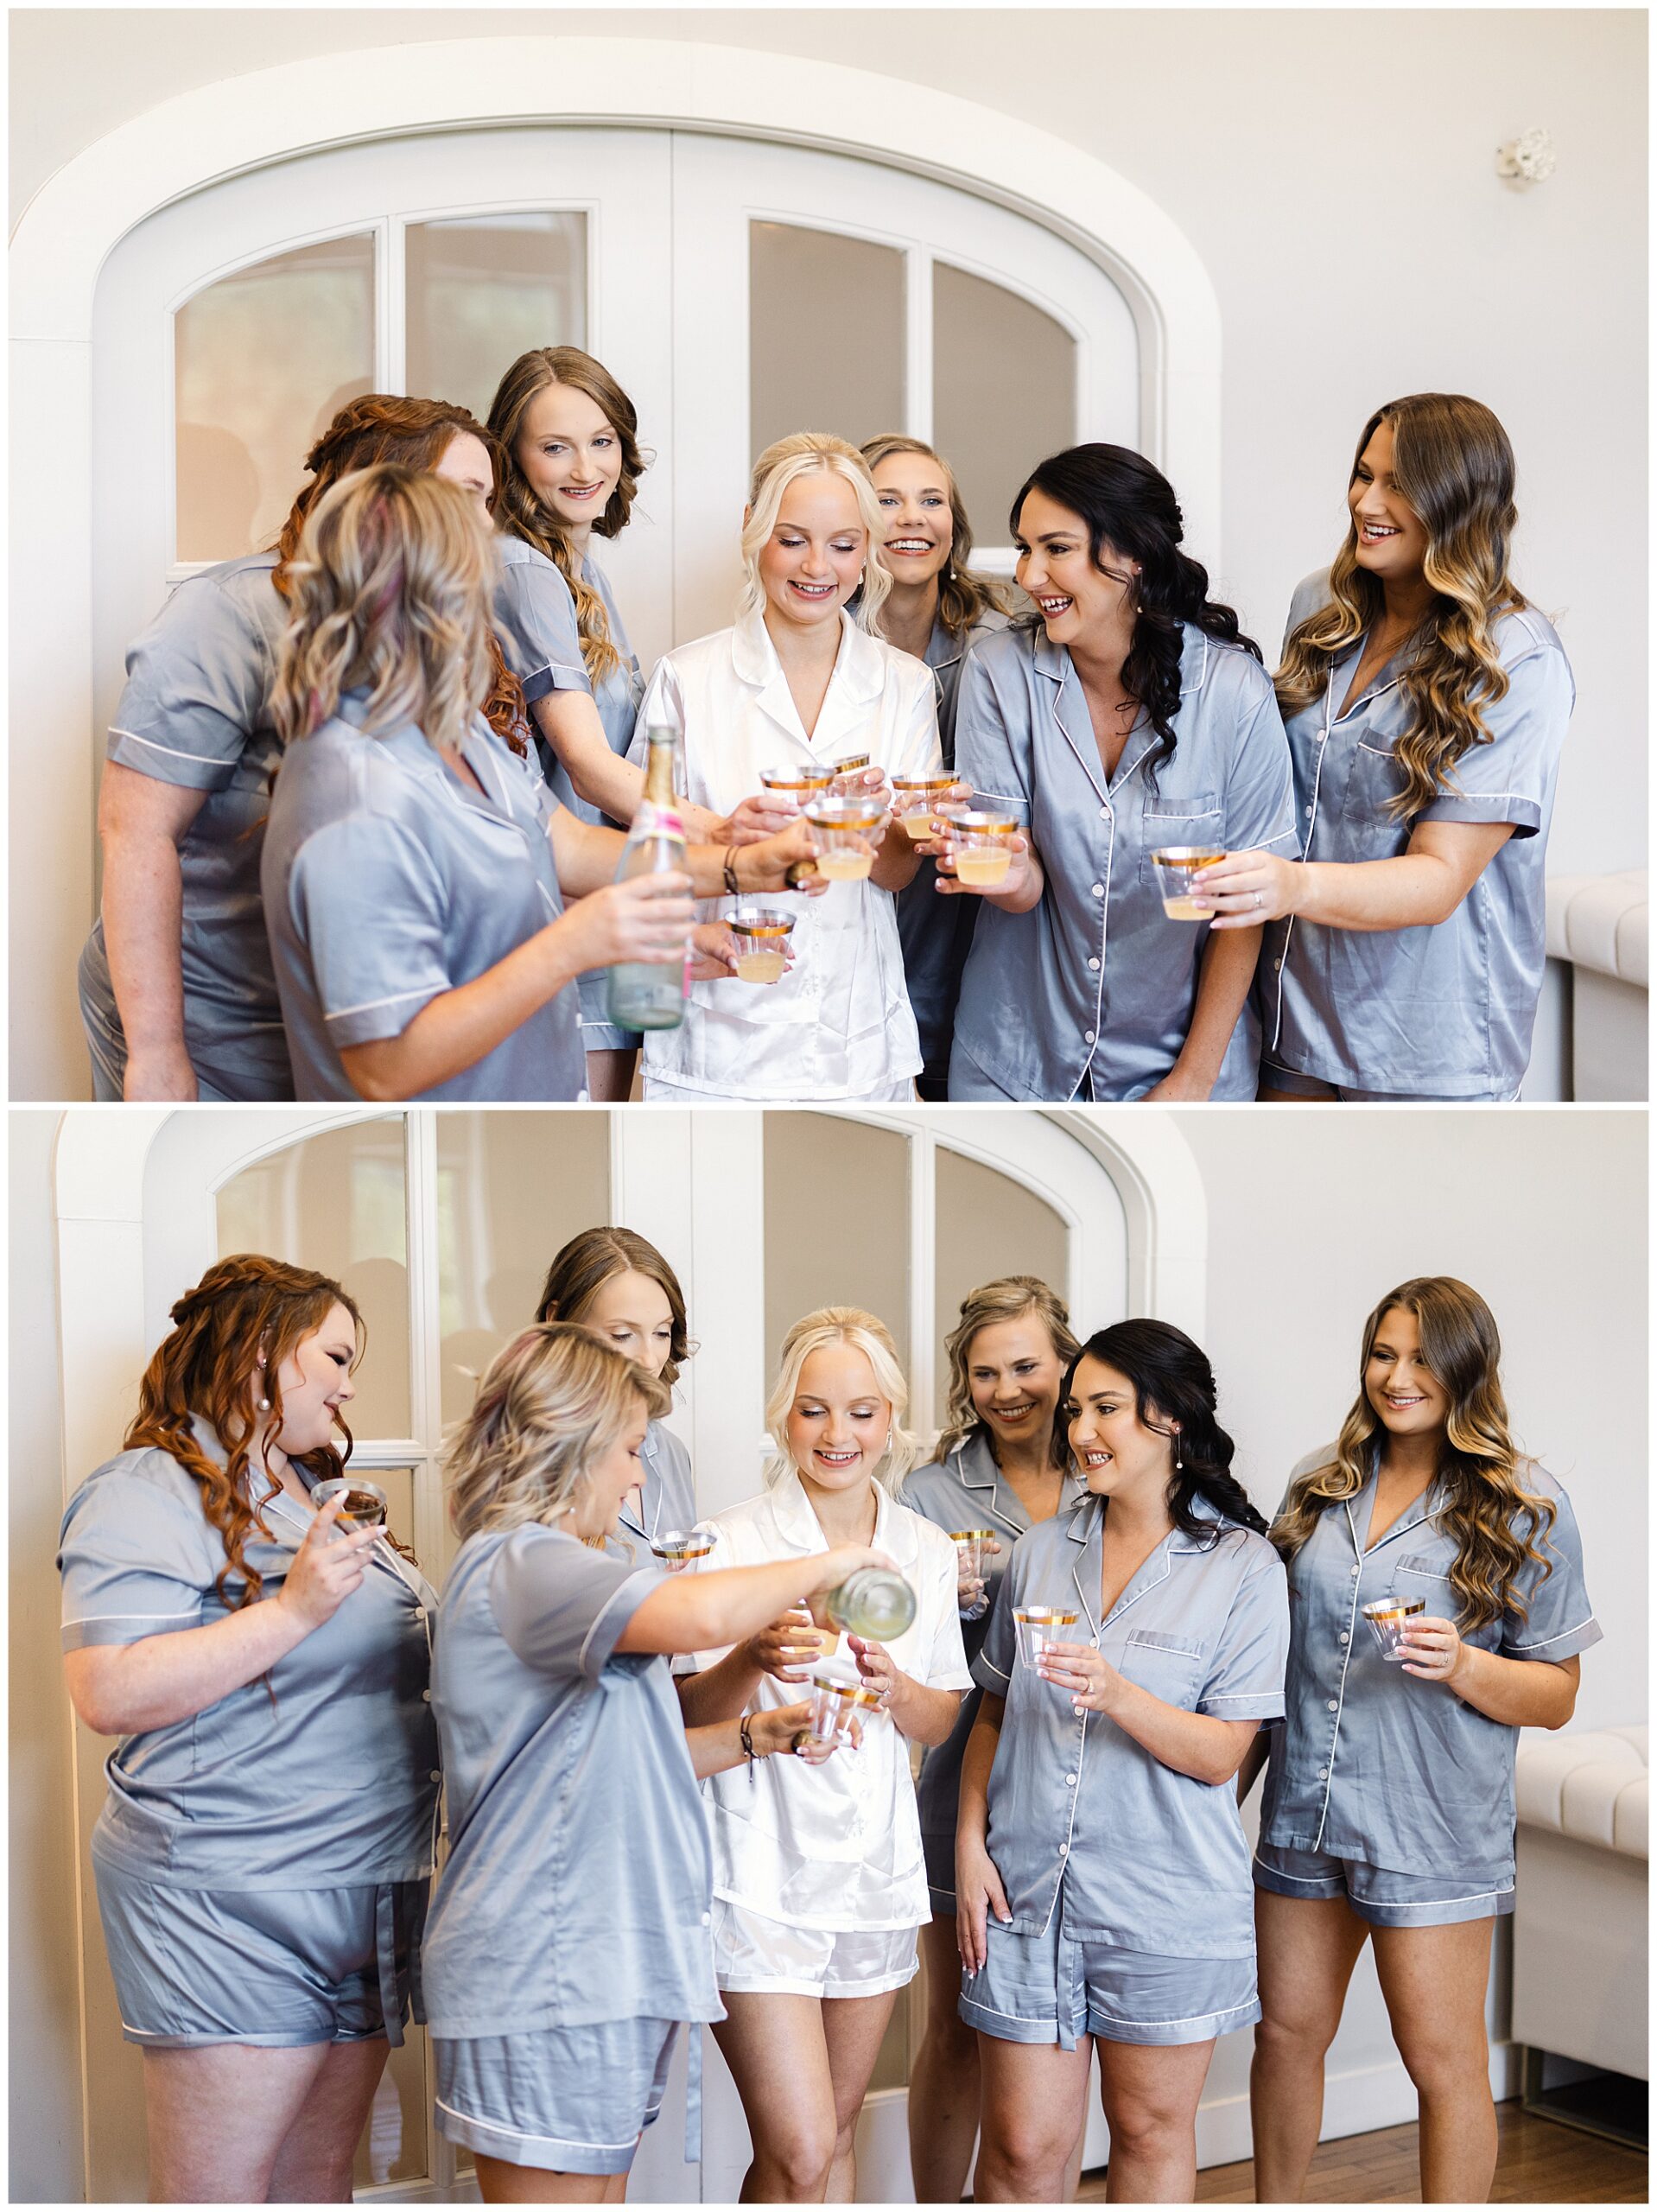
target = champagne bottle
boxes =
[823,1567,917,1642]
[606,724,690,1032]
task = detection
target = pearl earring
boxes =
[257,1358,270,1413]
[1173,1429,1182,1471]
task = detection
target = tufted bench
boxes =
[1512,1726,1647,2084]
[1539,871,1648,1100]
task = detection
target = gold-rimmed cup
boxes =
[759,763,835,805]
[1013,1604,1081,1675]
[312,1477,389,1533]
[804,796,890,881]
[1362,1595,1425,1662]
[651,1526,718,1573]
[947,810,1020,888]
[807,1673,883,1746]
[728,906,797,985]
[949,1529,996,1581]
[891,772,958,840]
[1151,846,1228,921]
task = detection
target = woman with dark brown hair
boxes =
[77,393,521,1104]
[1241,1276,1599,2202]
[56,1255,441,2203]
[1195,394,1574,1100]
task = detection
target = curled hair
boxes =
[446,1322,670,1542]
[270,467,497,759]
[535,1226,694,1389]
[1272,1278,1556,1633]
[860,434,1014,640]
[124,1255,365,1609]
[740,435,892,634]
[270,391,527,755]
[1011,444,1260,777]
[1276,396,1528,820]
[487,346,645,685]
[936,1275,1079,1463]
[764,1306,917,1495]
[1062,1320,1268,1541]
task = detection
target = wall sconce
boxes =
[1496,128,1558,186]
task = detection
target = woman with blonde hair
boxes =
[423,1324,880,2203]
[1193,394,1574,1099]
[78,391,519,1103]
[56,1256,439,2202]
[631,432,944,1102]
[898,1275,1080,2203]
[676,1307,974,2200]
[860,434,1013,1098]
[487,346,723,1097]
[261,465,823,1102]
[1241,1276,1598,2201]
[535,1225,699,1547]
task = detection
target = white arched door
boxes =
[56,1104,1165,2203]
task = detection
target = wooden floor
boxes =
[1075,2101,1648,2203]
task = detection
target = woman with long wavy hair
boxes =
[260,466,822,1102]
[940,444,1298,1102]
[486,346,727,1098]
[56,1256,440,2203]
[898,1276,1080,2204]
[78,391,522,1104]
[1240,1276,1598,2202]
[1193,394,1574,1099]
[423,1324,880,2202]
[630,433,943,1103]
[956,1321,1288,2202]
[858,434,1013,1100]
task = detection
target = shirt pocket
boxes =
[1341,729,1415,854]
[1139,797,1224,887]
[1117,1627,1206,1708]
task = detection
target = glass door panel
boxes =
[748,221,905,460]
[762,1112,911,1377]
[405,212,588,426]
[174,232,378,563]
[933,260,1076,553]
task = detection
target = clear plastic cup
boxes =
[1013,1605,1082,1673]
[828,748,875,791]
[890,773,957,840]
[947,810,1020,888]
[1151,846,1227,921]
[758,763,835,804]
[311,1477,387,1530]
[728,906,796,985]
[804,797,890,881]
[651,1525,718,1572]
[950,1529,996,1621]
[806,1673,883,1746]
[1362,1595,1425,1661]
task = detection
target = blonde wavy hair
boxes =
[447,1322,670,1544]
[1275,394,1529,821]
[740,435,892,633]
[270,466,497,757]
[934,1275,1080,1464]
[1272,1276,1558,1634]
[486,346,644,686]
[860,434,1014,641]
[765,1306,917,1495]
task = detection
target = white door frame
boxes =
[11,34,1223,1101]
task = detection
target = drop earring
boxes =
[257,1358,270,1413]
[1173,1428,1182,1471]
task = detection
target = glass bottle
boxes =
[823,1567,917,1642]
[606,724,689,1032]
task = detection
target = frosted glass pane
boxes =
[435,1112,612,1428]
[750,223,905,461]
[933,262,1076,546]
[406,213,587,426]
[763,1114,910,1384]
[215,1117,409,1440]
[175,232,376,563]
[933,1147,1070,1430]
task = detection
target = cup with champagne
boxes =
[803,797,890,881]
[1151,846,1228,922]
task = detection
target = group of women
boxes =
[60,1239,1598,2203]
[79,349,1573,1105]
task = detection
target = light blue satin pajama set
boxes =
[260,699,586,1101]
[57,1424,439,2046]
[900,1433,1080,1911]
[962,1493,1287,2047]
[425,1524,721,2174]
[492,533,645,1052]
[1256,1455,1600,1923]
[1261,569,1575,1100]
[949,621,1298,1101]
[76,552,295,1101]
[896,610,1009,1096]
